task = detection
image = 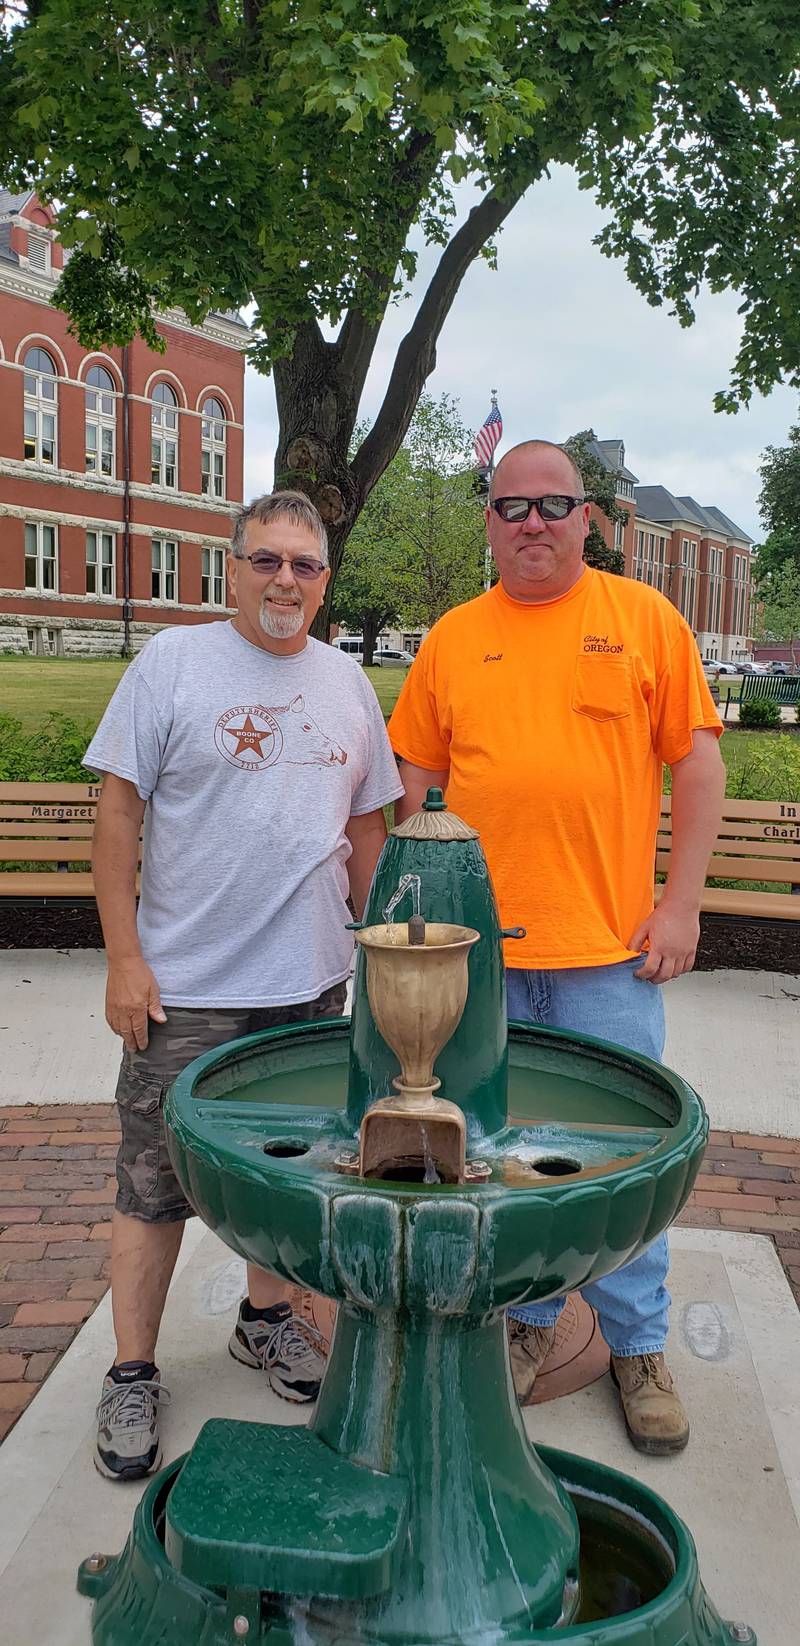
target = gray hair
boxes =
[231,490,329,564]
[489,440,584,500]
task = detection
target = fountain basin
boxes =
[165,1017,707,1318]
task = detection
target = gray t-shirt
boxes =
[84,621,403,1007]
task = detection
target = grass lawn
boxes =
[0,654,406,735]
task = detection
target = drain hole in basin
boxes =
[531,1157,582,1177]
[263,1140,310,1158]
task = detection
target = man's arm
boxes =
[394,759,449,824]
[629,728,725,983]
[345,807,391,919]
[92,774,166,1052]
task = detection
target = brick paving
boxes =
[0,1108,799,1446]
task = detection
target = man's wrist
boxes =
[659,886,701,915]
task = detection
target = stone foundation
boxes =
[0,612,159,657]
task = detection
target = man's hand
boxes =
[628,900,700,985]
[106,958,167,1053]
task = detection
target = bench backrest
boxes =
[658,795,800,893]
[738,673,800,703]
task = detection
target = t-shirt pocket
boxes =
[571,655,631,721]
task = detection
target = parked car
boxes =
[374,648,414,668]
[715,662,739,674]
[770,661,789,674]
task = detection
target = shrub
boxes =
[0,712,98,781]
[739,696,782,729]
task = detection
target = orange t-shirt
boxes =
[388,567,722,969]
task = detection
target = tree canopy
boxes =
[331,393,484,659]
[3,1,800,626]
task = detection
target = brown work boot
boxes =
[507,1318,557,1403]
[610,1352,689,1455]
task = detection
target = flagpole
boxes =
[483,388,499,592]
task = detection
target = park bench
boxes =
[0,781,141,901]
[1,783,798,926]
[657,795,800,920]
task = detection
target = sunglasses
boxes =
[491,495,585,523]
[244,551,326,580]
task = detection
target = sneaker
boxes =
[228,1300,328,1404]
[610,1352,690,1455]
[95,1364,170,1482]
[507,1318,557,1403]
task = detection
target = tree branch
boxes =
[351,182,527,499]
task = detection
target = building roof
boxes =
[587,437,638,485]
[635,485,752,543]
[634,485,687,523]
[701,504,752,545]
[676,495,722,533]
[0,188,34,217]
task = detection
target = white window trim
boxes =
[152,538,179,603]
[23,362,58,467]
[24,520,58,593]
[201,544,226,607]
[201,400,227,500]
[86,530,116,598]
[85,379,117,480]
[151,392,179,490]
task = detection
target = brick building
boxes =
[586,440,754,663]
[0,191,248,656]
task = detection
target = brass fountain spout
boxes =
[353,917,480,1183]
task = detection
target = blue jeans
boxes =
[506,959,670,1358]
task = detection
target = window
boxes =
[27,230,51,275]
[201,545,226,607]
[679,537,698,627]
[23,346,57,466]
[731,553,749,636]
[24,522,57,591]
[614,516,625,552]
[86,531,115,596]
[201,397,226,499]
[151,382,179,489]
[85,365,116,478]
[152,539,178,601]
[706,546,724,635]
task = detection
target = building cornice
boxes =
[0,457,239,518]
[0,263,250,352]
[0,498,233,547]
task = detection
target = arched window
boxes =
[23,346,57,466]
[85,365,116,478]
[201,397,226,499]
[151,381,178,489]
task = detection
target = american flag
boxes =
[473,399,503,469]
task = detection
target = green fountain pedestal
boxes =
[78,796,756,1645]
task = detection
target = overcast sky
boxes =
[243,165,798,545]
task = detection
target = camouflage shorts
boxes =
[114,981,348,1222]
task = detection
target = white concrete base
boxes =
[0,1227,798,1643]
[3,953,799,1137]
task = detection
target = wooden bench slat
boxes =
[660,794,800,822]
[656,850,800,885]
[658,834,800,863]
[655,883,800,919]
[0,822,96,839]
[0,783,102,801]
[660,819,800,845]
[0,872,96,898]
[0,841,93,862]
[0,805,98,823]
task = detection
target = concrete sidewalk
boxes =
[2,950,798,1136]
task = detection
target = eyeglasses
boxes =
[491,495,585,523]
[243,551,326,580]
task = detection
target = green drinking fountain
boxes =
[78,790,756,1646]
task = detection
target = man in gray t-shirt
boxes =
[85,490,403,1482]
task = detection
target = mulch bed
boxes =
[2,903,798,972]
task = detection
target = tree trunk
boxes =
[362,613,380,668]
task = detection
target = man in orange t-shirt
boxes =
[389,439,724,1456]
